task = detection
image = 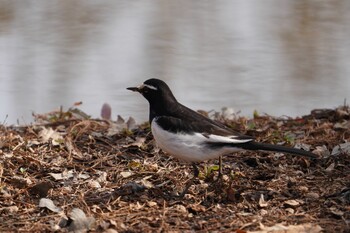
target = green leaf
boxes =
[19,167,27,173]
[253,110,259,118]
[284,132,296,144]
[247,121,255,130]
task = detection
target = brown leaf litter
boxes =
[0,105,349,232]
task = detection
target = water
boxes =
[1,0,350,125]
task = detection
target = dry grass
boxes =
[0,106,349,232]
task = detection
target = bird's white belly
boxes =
[151,120,243,162]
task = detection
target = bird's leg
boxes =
[192,163,200,177]
[218,156,223,178]
[178,163,199,198]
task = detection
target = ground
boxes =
[0,106,349,232]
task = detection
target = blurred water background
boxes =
[1,0,350,125]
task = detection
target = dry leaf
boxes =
[147,201,157,207]
[38,127,64,146]
[140,175,154,189]
[126,117,136,130]
[39,198,62,213]
[129,202,144,210]
[88,180,101,189]
[96,172,107,182]
[284,200,300,207]
[0,206,19,214]
[259,194,268,207]
[174,204,187,214]
[120,171,133,178]
[49,170,74,180]
[334,121,350,129]
[49,170,89,181]
[65,208,95,233]
[285,208,295,214]
[329,207,344,217]
[325,163,335,172]
[249,223,322,233]
[331,142,350,156]
[123,137,146,148]
[313,145,330,157]
[294,143,311,151]
[65,137,83,157]
[188,204,206,213]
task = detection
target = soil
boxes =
[0,106,349,232]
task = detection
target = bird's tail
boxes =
[239,141,317,158]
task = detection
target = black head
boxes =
[127,79,178,121]
[127,79,177,104]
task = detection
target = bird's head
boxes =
[127,78,177,104]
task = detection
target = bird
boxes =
[127,78,316,196]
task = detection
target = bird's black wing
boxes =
[154,115,253,140]
[158,103,317,158]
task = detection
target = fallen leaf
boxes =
[88,180,101,189]
[331,142,350,156]
[0,206,19,214]
[49,170,89,181]
[77,173,90,180]
[174,204,187,214]
[325,163,335,172]
[147,201,157,207]
[129,202,144,210]
[329,207,344,217]
[294,143,311,151]
[313,145,330,157]
[140,178,154,189]
[285,208,294,214]
[120,171,133,178]
[249,223,322,233]
[39,198,62,213]
[188,204,206,213]
[49,170,74,180]
[96,172,107,183]
[116,115,125,124]
[284,200,300,207]
[65,137,83,157]
[123,137,146,148]
[38,127,64,146]
[27,139,41,147]
[334,121,350,129]
[104,229,118,233]
[64,208,95,233]
[259,194,268,207]
[126,117,136,130]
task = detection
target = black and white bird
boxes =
[127,79,316,194]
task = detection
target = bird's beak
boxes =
[127,85,142,92]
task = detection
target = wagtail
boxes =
[127,79,316,196]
